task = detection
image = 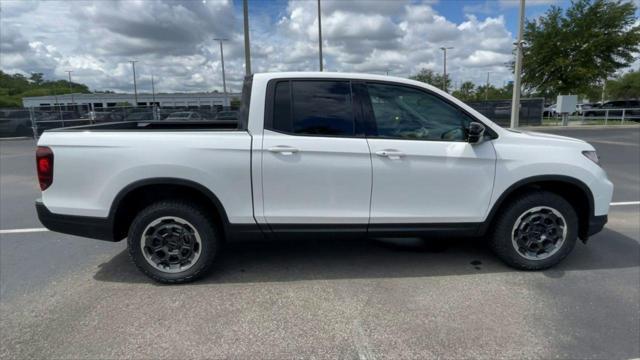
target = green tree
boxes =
[606,70,640,100]
[410,69,451,91]
[452,81,476,101]
[0,70,91,108]
[29,72,44,85]
[521,0,640,96]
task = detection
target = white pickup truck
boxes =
[35,72,613,283]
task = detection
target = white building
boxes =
[22,92,240,109]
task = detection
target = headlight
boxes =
[582,150,599,165]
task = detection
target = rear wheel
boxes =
[127,201,219,283]
[489,191,578,270]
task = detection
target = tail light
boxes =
[36,146,54,191]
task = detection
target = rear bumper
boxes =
[36,200,117,241]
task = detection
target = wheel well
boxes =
[111,183,227,241]
[488,180,592,240]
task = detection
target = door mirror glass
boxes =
[467,122,485,143]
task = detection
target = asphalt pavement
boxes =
[1,126,638,359]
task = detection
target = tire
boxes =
[127,200,219,283]
[488,191,578,270]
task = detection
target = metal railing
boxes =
[542,107,640,126]
[578,107,640,125]
[1,105,239,139]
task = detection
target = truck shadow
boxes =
[93,227,640,285]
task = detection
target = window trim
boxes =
[360,80,498,142]
[264,78,366,138]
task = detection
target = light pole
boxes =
[317,0,323,71]
[440,46,453,92]
[151,74,156,104]
[510,0,525,128]
[65,70,74,105]
[243,0,252,75]
[129,60,138,106]
[214,38,229,107]
[485,71,491,100]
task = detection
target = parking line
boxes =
[0,228,49,234]
[610,201,640,206]
[0,201,639,234]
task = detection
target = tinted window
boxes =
[273,81,292,132]
[271,80,355,136]
[366,83,470,141]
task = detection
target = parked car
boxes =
[35,72,613,283]
[125,112,155,121]
[214,110,238,120]
[165,111,202,121]
[93,111,125,123]
[583,100,640,120]
[575,103,599,116]
[0,109,32,136]
[543,104,556,117]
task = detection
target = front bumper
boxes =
[36,200,116,241]
[586,214,608,238]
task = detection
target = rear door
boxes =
[260,79,372,228]
[362,82,497,225]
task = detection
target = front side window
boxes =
[271,80,354,136]
[366,83,471,141]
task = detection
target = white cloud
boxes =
[1,0,523,93]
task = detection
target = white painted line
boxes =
[610,201,640,206]
[0,228,49,234]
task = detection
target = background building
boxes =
[22,92,240,110]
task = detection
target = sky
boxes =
[1,0,638,94]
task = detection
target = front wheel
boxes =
[489,191,578,270]
[127,201,219,283]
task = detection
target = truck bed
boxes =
[47,120,240,132]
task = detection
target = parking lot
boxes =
[1,127,638,358]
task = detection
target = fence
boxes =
[2,101,638,139]
[0,104,239,139]
[465,98,544,127]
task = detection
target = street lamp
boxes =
[129,60,138,106]
[213,38,229,107]
[440,47,453,93]
[65,70,74,105]
[317,0,323,71]
[243,0,252,75]
[510,0,525,128]
[151,73,156,104]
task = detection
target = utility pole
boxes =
[485,72,490,100]
[243,0,252,75]
[214,38,229,107]
[317,0,323,71]
[510,0,525,128]
[440,46,453,93]
[151,74,156,103]
[65,70,74,105]
[129,60,138,106]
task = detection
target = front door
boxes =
[362,82,497,225]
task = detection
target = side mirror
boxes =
[467,122,486,144]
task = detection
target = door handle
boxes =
[268,146,299,155]
[375,150,405,160]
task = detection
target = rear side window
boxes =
[271,80,355,136]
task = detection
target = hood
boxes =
[519,130,588,144]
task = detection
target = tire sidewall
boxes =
[128,202,218,283]
[491,191,578,270]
